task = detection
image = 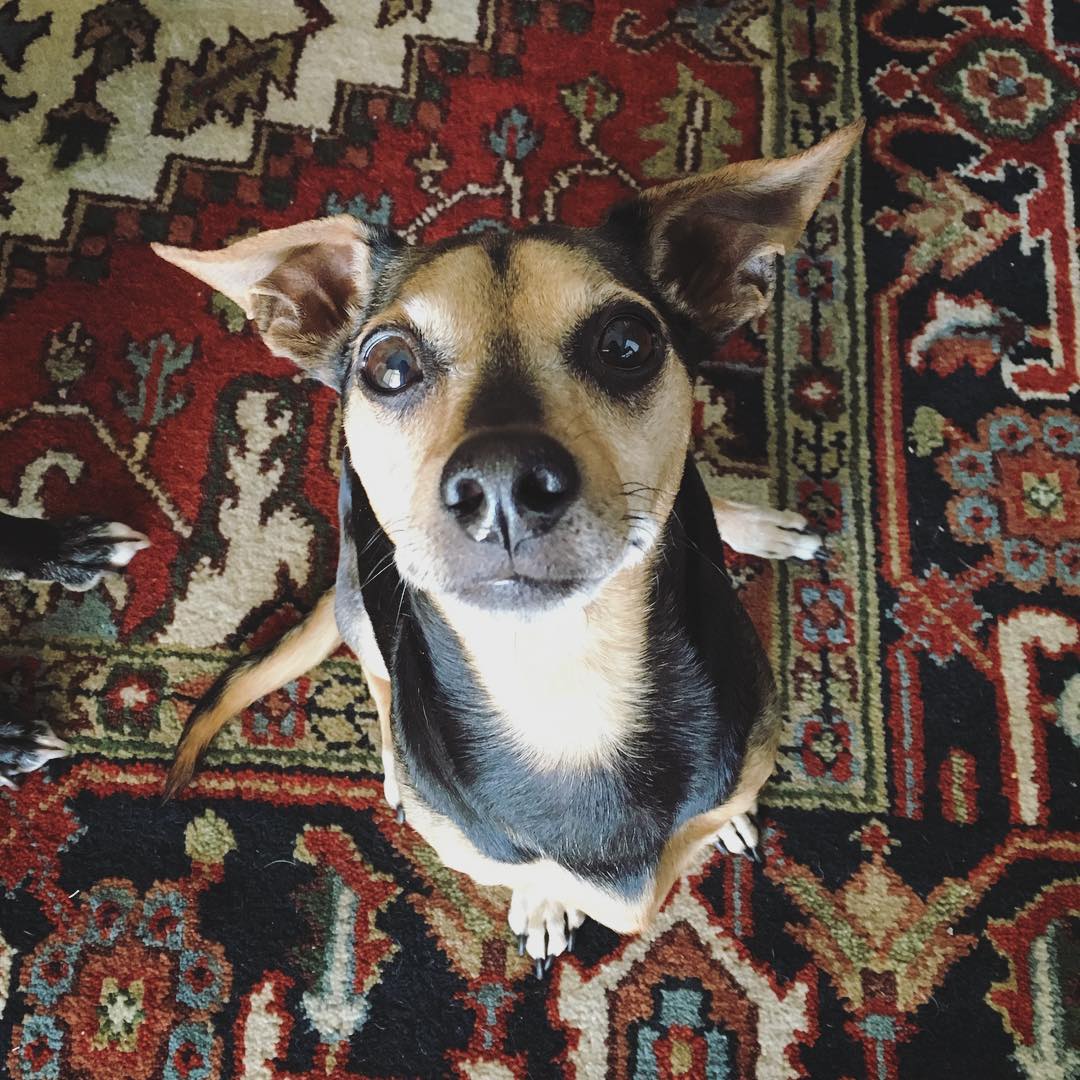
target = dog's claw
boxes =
[395,804,405,825]
[509,890,583,975]
[712,501,823,561]
[566,928,575,954]
[715,812,762,862]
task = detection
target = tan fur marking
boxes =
[361,664,400,810]
[507,239,628,335]
[644,737,778,923]
[164,590,341,798]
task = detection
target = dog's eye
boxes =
[361,332,423,394]
[597,314,657,370]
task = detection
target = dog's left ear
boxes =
[152,216,399,388]
[610,120,864,339]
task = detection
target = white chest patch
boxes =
[439,575,651,769]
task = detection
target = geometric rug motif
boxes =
[1,1,1078,1077]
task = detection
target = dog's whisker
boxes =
[357,550,400,591]
[395,578,409,621]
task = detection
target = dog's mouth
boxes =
[453,571,595,612]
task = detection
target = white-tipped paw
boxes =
[715,812,762,863]
[44,518,149,590]
[95,522,151,567]
[712,500,822,561]
[508,889,584,976]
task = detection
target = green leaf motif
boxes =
[560,75,619,127]
[210,291,247,334]
[910,405,946,457]
[639,64,740,179]
[119,332,195,426]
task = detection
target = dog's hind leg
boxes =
[711,499,822,561]
[361,664,402,819]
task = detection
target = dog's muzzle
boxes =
[440,429,579,553]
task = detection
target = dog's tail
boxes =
[163,589,341,800]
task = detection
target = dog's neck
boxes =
[431,562,654,769]
[343,454,718,772]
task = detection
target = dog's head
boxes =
[154,122,861,613]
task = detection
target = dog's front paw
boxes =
[0,713,68,788]
[509,890,584,977]
[712,500,822,561]
[30,517,149,590]
[714,812,762,864]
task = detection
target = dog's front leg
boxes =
[713,804,762,862]
[711,498,822,561]
[0,708,68,789]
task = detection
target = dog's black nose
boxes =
[441,431,579,549]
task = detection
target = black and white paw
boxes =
[715,812,762,864]
[0,714,68,788]
[509,890,584,978]
[713,501,822,562]
[8,516,149,591]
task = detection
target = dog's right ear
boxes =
[607,120,864,341]
[152,217,401,389]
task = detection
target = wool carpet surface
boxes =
[1,1,1078,1077]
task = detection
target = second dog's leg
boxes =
[0,511,148,590]
[0,709,68,789]
[711,499,822,561]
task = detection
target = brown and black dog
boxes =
[154,120,862,971]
